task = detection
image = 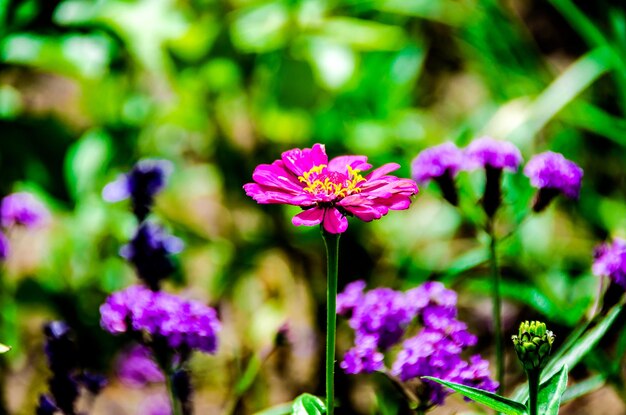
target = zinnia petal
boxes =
[281,143,328,176]
[323,208,348,234]
[292,208,325,227]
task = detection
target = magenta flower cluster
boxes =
[337,281,497,407]
[0,192,49,260]
[524,151,583,199]
[244,143,418,234]
[593,238,626,289]
[100,285,221,354]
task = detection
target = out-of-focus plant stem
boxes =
[166,371,183,415]
[487,219,504,394]
[322,230,340,415]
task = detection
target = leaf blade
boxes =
[422,377,528,415]
[291,393,326,415]
[536,365,569,415]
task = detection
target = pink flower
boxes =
[243,144,419,234]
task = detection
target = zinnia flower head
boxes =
[116,345,165,388]
[103,159,173,221]
[100,285,221,354]
[120,222,184,291]
[593,238,626,289]
[464,137,523,172]
[1,192,49,228]
[243,144,418,234]
[524,151,583,211]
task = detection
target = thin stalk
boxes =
[166,371,183,415]
[487,219,504,394]
[322,230,340,415]
[527,370,540,415]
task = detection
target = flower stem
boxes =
[166,372,183,415]
[322,230,340,415]
[487,219,504,394]
[527,369,540,415]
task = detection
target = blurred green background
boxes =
[1,0,626,413]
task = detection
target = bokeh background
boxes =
[1,0,626,413]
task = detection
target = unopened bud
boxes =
[511,321,554,372]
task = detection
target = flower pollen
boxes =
[298,165,364,200]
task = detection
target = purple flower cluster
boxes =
[116,345,165,388]
[0,192,49,260]
[103,159,172,221]
[337,281,497,407]
[100,285,221,354]
[120,222,184,291]
[412,137,584,214]
[593,238,626,289]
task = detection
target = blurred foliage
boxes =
[1,0,626,413]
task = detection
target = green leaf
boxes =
[512,305,621,403]
[291,394,326,415]
[536,365,568,415]
[0,343,10,354]
[561,374,605,404]
[253,403,293,415]
[422,377,528,415]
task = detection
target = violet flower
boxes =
[0,231,8,260]
[464,137,523,217]
[103,159,173,221]
[338,281,497,409]
[100,285,221,354]
[244,144,418,234]
[116,345,165,388]
[1,192,49,228]
[523,151,583,212]
[593,238,626,289]
[120,222,184,291]
[411,142,464,205]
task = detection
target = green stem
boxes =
[487,220,504,394]
[527,369,540,415]
[166,371,183,415]
[322,230,340,415]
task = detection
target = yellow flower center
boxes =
[298,164,365,198]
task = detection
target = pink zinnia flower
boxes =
[243,144,419,234]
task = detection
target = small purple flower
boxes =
[336,280,366,316]
[464,137,523,172]
[524,151,583,212]
[116,345,165,388]
[593,238,626,289]
[103,159,173,221]
[339,335,384,375]
[1,192,49,228]
[463,137,523,217]
[411,142,464,205]
[0,231,8,260]
[100,285,221,354]
[36,395,58,415]
[120,222,184,291]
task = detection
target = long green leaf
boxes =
[512,305,621,403]
[291,394,326,415]
[536,365,568,415]
[561,374,605,404]
[423,377,528,415]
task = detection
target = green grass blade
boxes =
[423,377,528,415]
[561,374,605,404]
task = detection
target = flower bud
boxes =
[511,321,554,372]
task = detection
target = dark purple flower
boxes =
[412,142,464,205]
[348,286,415,350]
[464,137,523,172]
[0,231,8,260]
[76,372,108,395]
[593,238,626,289]
[120,222,183,291]
[116,345,165,388]
[100,285,221,354]
[36,395,58,415]
[103,159,173,221]
[336,280,366,316]
[524,151,583,212]
[44,321,77,374]
[1,192,49,228]
[463,137,523,218]
[339,335,384,375]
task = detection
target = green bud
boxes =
[512,321,555,372]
